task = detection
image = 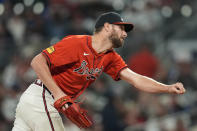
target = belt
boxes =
[34,79,52,95]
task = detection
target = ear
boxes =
[103,23,111,32]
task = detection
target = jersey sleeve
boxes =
[104,51,128,81]
[42,36,79,69]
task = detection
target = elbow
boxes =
[30,53,44,69]
[30,56,37,69]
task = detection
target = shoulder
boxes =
[62,35,89,42]
[60,35,89,47]
[107,49,122,58]
[102,50,123,65]
[57,35,89,48]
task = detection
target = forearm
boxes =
[120,68,169,93]
[31,53,66,100]
[131,74,169,93]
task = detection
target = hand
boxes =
[54,95,71,111]
[167,82,186,94]
[54,96,93,128]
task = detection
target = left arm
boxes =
[120,68,186,94]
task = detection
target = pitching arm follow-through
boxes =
[120,68,186,94]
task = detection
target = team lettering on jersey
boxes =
[73,60,103,80]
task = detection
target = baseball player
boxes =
[12,12,185,131]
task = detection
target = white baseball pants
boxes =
[12,82,65,131]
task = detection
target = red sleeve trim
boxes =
[115,66,128,81]
[41,52,51,69]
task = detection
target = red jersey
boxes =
[42,35,127,97]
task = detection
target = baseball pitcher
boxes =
[12,12,185,131]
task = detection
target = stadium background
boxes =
[0,0,197,130]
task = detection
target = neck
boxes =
[91,33,112,54]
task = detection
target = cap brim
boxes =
[113,22,134,32]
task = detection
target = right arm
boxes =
[120,68,185,94]
[31,53,66,101]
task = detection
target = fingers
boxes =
[174,82,186,94]
[61,104,69,111]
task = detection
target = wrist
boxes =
[166,85,171,93]
[53,91,68,101]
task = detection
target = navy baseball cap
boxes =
[95,12,134,32]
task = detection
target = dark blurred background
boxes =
[0,0,197,131]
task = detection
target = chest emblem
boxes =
[73,60,103,80]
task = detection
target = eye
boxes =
[119,25,125,31]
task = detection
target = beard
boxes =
[109,31,124,48]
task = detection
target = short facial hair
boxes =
[109,29,124,48]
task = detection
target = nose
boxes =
[123,30,127,38]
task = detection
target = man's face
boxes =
[109,25,127,48]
